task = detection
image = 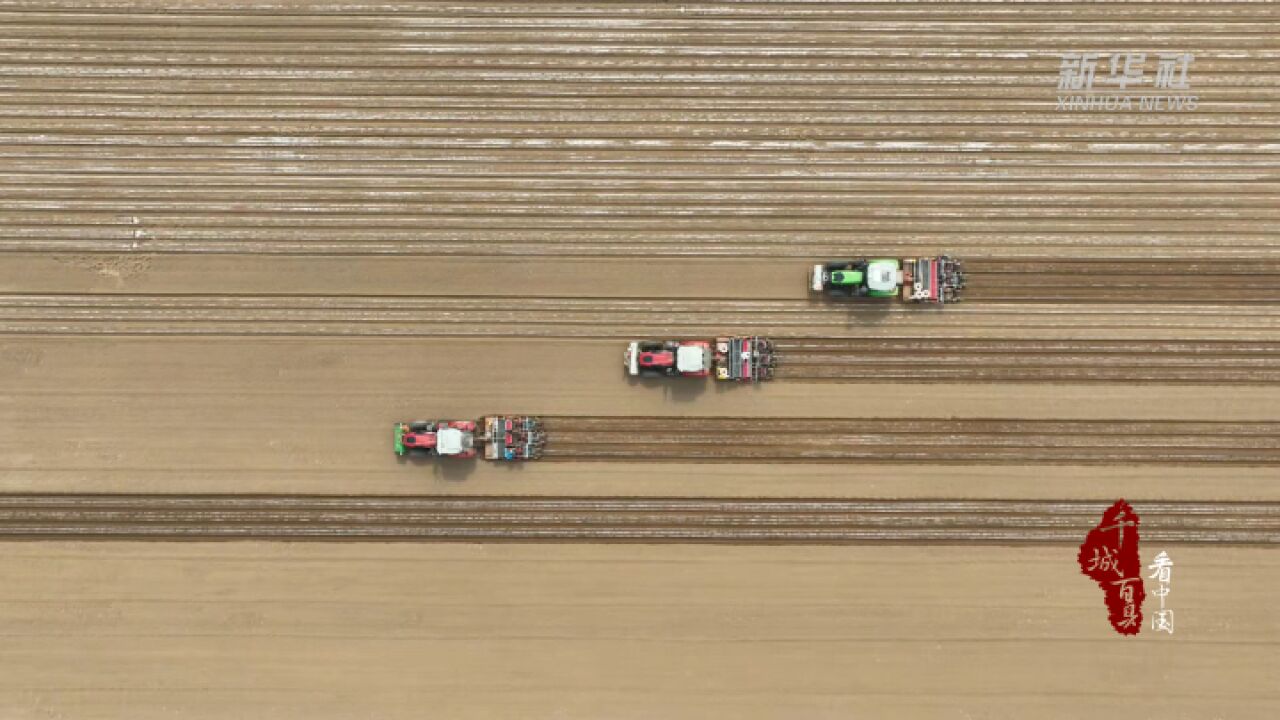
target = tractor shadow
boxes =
[626,373,708,403]
[399,450,479,482]
[712,377,766,395]
[815,296,897,326]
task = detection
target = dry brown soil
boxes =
[0,1,1277,717]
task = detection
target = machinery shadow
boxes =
[625,373,708,402]
[398,450,479,482]
[432,459,482,483]
[712,378,766,395]
[820,298,896,326]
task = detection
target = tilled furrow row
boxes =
[2,306,1273,326]
[538,418,1280,463]
[546,432,1278,451]
[4,524,1273,544]
[774,339,1280,382]
[781,354,1279,369]
[4,495,1274,516]
[3,510,1278,533]
[13,324,1276,344]
[5,239,1274,260]
[540,417,1280,436]
[776,339,1280,354]
[779,367,1280,383]
[8,287,1280,310]
[2,296,1278,344]
[0,495,1273,545]
[542,445,1280,463]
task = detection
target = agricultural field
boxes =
[0,0,1277,717]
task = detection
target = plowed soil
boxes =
[1,1,1277,717]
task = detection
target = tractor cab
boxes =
[864,259,903,297]
[676,345,708,374]
[830,268,864,287]
[401,430,437,451]
[813,259,878,296]
[641,350,675,368]
[434,427,474,456]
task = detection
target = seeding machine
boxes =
[394,416,546,461]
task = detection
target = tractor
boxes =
[394,416,545,461]
[394,420,478,459]
[811,256,965,304]
[625,336,775,383]
[625,340,711,378]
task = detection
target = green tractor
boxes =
[811,256,965,304]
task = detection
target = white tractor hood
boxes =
[435,427,467,455]
[866,260,902,294]
[676,345,707,373]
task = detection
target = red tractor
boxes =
[625,340,712,378]
[394,416,545,461]
[394,420,479,458]
[624,336,775,383]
